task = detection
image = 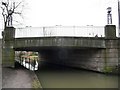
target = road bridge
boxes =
[2,25,120,73]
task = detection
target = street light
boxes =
[107,7,112,24]
[107,7,112,13]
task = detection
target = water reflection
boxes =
[35,62,118,88]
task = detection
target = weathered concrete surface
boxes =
[38,48,105,72]
[105,25,116,39]
[38,39,119,73]
[104,39,119,73]
[0,39,2,90]
[14,37,105,50]
[118,38,120,75]
[104,25,119,73]
[2,27,15,67]
[2,63,42,88]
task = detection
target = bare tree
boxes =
[1,0,24,29]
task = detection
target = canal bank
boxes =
[2,62,42,89]
[35,62,118,88]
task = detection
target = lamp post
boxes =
[107,7,112,24]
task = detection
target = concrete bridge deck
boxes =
[14,37,106,51]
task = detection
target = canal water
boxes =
[35,62,118,88]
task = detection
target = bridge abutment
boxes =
[104,25,118,73]
[104,40,118,73]
[2,27,15,67]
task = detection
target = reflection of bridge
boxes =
[2,25,120,73]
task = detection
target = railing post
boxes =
[29,58,30,70]
[34,57,35,71]
[20,56,22,65]
[25,58,27,68]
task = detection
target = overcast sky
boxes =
[23,0,118,27]
[0,0,118,28]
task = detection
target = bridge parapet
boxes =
[14,37,105,50]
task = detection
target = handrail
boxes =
[15,26,105,38]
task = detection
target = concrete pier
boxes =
[2,27,15,67]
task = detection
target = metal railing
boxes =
[15,56,39,71]
[15,26,105,38]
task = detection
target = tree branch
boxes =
[1,6,7,28]
[14,1,22,9]
[2,2,9,15]
[1,0,24,29]
[14,12,22,14]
